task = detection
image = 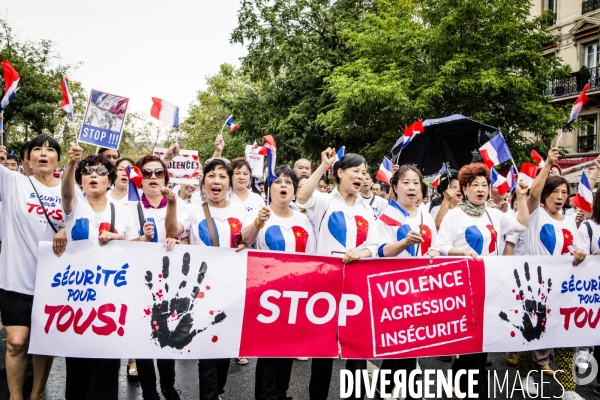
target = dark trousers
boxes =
[255,358,294,400]
[197,358,231,400]
[379,358,419,400]
[136,359,176,400]
[309,358,367,400]
[65,357,119,400]
[452,353,489,399]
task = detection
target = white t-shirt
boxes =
[65,196,138,242]
[106,190,129,206]
[525,207,579,256]
[128,201,172,243]
[244,209,316,253]
[578,219,600,255]
[505,231,526,255]
[0,201,3,241]
[0,169,65,295]
[230,189,266,214]
[418,202,429,215]
[377,209,437,257]
[436,207,518,256]
[360,194,388,220]
[430,205,441,221]
[297,189,379,257]
[178,202,248,248]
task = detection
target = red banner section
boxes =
[240,251,343,357]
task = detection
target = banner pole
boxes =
[0,111,3,147]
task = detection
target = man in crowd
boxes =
[293,158,312,179]
[4,154,20,172]
[372,182,386,199]
[360,173,388,219]
[98,147,120,165]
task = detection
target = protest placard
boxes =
[153,147,200,184]
[245,144,264,178]
[78,89,129,150]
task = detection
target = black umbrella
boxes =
[391,114,499,176]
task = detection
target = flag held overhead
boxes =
[59,76,75,120]
[563,83,590,132]
[401,120,424,150]
[375,157,394,186]
[0,60,20,110]
[479,134,512,168]
[225,115,239,132]
[572,172,593,213]
[150,98,179,128]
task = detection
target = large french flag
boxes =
[572,172,594,213]
[150,97,179,128]
[375,157,394,185]
[563,83,590,131]
[0,60,20,110]
[518,162,538,188]
[479,134,512,168]
[490,169,510,195]
[258,135,277,184]
[379,199,410,227]
[125,166,143,202]
[59,76,74,120]
[401,120,424,150]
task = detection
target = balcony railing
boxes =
[583,0,600,14]
[545,66,600,99]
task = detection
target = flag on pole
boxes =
[334,146,345,163]
[401,120,424,150]
[0,60,20,110]
[379,199,410,227]
[258,135,277,184]
[563,84,590,131]
[251,140,259,150]
[59,76,74,120]
[506,166,517,193]
[531,149,545,168]
[431,165,448,188]
[150,98,179,128]
[491,169,511,195]
[572,172,594,213]
[479,134,512,168]
[125,166,143,202]
[225,115,239,132]
[518,163,538,188]
[376,157,394,185]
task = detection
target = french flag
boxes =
[379,199,410,227]
[225,115,239,132]
[431,165,448,188]
[491,169,510,195]
[150,97,179,128]
[401,120,424,150]
[125,166,143,202]
[59,76,74,120]
[258,135,277,184]
[0,60,20,110]
[376,157,394,185]
[563,83,590,131]
[531,149,545,168]
[479,134,512,168]
[335,146,345,162]
[506,166,517,193]
[572,172,594,213]
[518,162,538,188]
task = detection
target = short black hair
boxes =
[333,153,366,185]
[27,135,61,160]
[269,165,299,193]
[99,147,120,157]
[202,158,232,187]
[6,154,20,165]
[75,155,117,186]
[318,175,329,186]
[116,157,135,168]
[436,172,458,195]
[20,141,30,160]
[231,158,252,172]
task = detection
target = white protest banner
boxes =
[245,144,264,178]
[79,89,129,150]
[153,147,200,185]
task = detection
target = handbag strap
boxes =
[28,178,58,233]
[584,221,593,254]
[136,202,146,234]
[110,202,115,233]
[202,201,219,247]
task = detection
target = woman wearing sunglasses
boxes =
[165,158,249,400]
[0,136,65,400]
[242,166,316,400]
[61,147,144,399]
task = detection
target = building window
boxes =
[578,116,597,153]
[544,0,556,12]
[587,43,599,68]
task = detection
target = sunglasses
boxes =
[81,166,109,176]
[141,168,166,179]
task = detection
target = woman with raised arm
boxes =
[517,148,586,400]
[435,162,529,399]
[165,158,248,400]
[61,148,142,399]
[242,165,315,400]
[296,148,378,400]
[0,136,65,400]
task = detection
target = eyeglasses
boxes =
[81,166,109,176]
[103,155,119,160]
[141,168,166,179]
[273,179,293,186]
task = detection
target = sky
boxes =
[4,0,247,117]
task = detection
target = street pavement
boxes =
[1,319,600,399]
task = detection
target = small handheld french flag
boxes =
[225,115,239,132]
[125,166,143,202]
[479,134,512,168]
[572,172,594,213]
[379,199,410,227]
[431,165,448,188]
[490,169,510,195]
[59,76,74,120]
[376,157,394,185]
[150,97,179,128]
[258,135,277,184]
[518,163,538,188]
[531,149,545,167]
[0,60,20,110]
[563,84,590,131]
[401,120,424,150]
[335,146,345,162]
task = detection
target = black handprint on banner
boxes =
[498,262,552,342]
[144,252,226,350]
